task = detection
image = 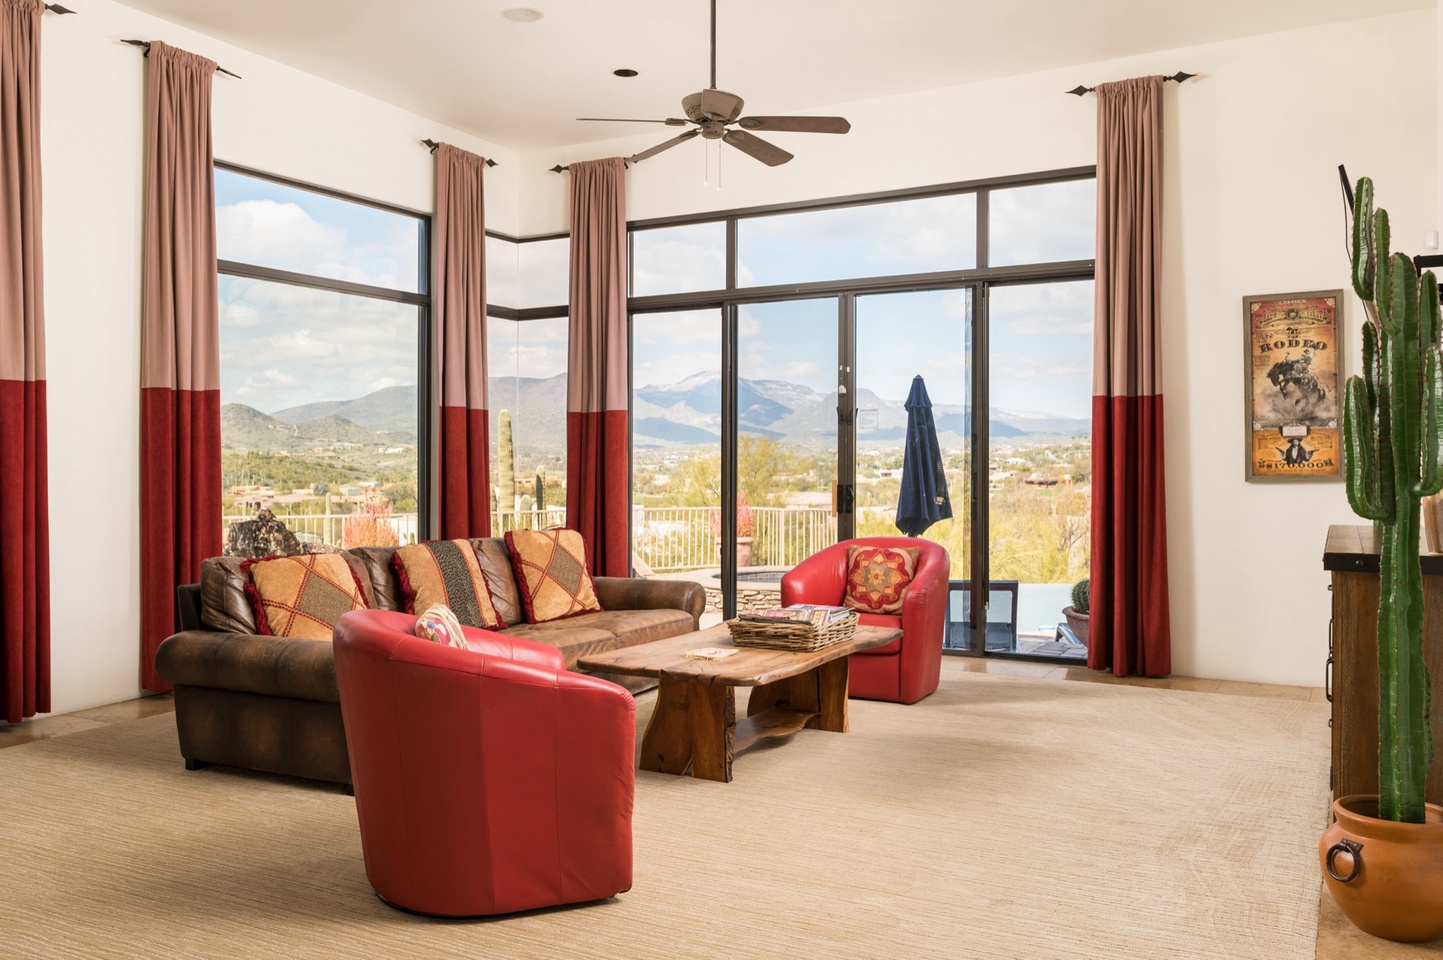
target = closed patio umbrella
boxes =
[895,375,952,537]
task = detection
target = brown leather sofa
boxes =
[155,538,705,788]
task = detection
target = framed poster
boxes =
[1243,290,1344,481]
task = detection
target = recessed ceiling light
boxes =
[500,7,543,22]
[613,68,639,78]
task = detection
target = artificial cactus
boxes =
[498,409,515,516]
[1342,176,1440,824]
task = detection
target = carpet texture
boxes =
[0,669,1329,959]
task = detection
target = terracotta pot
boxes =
[1320,795,1443,942]
[1062,605,1089,646]
[714,536,755,568]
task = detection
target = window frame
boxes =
[213,160,435,537]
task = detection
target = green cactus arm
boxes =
[1352,177,1375,301]
[1362,318,1379,410]
[1417,344,1443,496]
[1343,375,1386,520]
[1376,212,1397,333]
[1420,270,1440,348]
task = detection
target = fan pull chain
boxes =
[703,140,710,186]
[716,139,723,191]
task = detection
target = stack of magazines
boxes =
[726,604,859,651]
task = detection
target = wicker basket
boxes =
[726,609,859,652]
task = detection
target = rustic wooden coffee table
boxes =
[577,623,901,782]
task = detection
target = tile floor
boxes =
[0,664,1426,956]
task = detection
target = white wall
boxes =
[522,11,1437,686]
[39,0,518,715]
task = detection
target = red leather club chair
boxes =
[781,537,950,704]
[332,609,636,917]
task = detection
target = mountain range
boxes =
[222,374,1089,458]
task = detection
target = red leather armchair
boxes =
[332,609,635,917]
[781,537,950,704]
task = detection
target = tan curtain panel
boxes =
[139,42,223,692]
[0,0,49,722]
[1089,74,1172,677]
[433,142,491,539]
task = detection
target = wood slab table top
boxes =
[579,623,902,782]
[576,622,902,687]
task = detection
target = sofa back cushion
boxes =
[505,529,603,623]
[470,537,524,627]
[347,546,406,611]
[200,553,375,635]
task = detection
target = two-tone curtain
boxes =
[434,143,491,539]
[0,0,49,722]
[565,158,630,577]
[139,42,222,692]
[1089,75,1172,677]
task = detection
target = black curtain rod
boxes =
[123,39,241,79]
[45,4,76,13]
[1067,71,1195,96]
[549,160,632,173]
[421,139,497,167]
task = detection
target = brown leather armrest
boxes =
[592,577,705,626]
[155,630,340,703]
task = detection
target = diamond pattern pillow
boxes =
[505,529,602,623]
[243,553,370,641]
[392,539,506,630]
[843,545,921,615]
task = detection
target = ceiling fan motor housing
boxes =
[683,89,744,124]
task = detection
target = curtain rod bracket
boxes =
[123,39,241,79]
[1067,71,1195,96]
[422,139,497,166]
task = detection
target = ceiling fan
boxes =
[577,0,851,167]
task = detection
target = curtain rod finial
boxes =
[1066,85,1092,96]
[549,164,568,173]
[1169,71,1197,84]
[45,4,76,14]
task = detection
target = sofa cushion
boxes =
[346,546,404,611]
[243,554,371,641]
[843,545,919,615]
[497,621,620,672]
[552,609,696,649]
[505,529,602,623]
[391,540,505,630]
[200,556,261,634]
[470,537,524,627]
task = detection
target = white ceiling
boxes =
[111,0,1431,151]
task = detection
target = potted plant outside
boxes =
[1321,175,1443,943]
[710,497,756,567]
[1062,577,1089,647]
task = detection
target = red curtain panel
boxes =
[434,143,492,539]
[139,43,222,692]
[565,158,630,577]
[1089,75,1172,677]
[0,0,49,722]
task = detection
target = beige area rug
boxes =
[0,668,1329,960]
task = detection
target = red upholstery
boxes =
[781,538,949,704]
[332,609,635,917]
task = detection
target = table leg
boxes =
[639,678,735,782]
[747,658,850,733]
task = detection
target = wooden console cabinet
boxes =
[1324,525,1443,805]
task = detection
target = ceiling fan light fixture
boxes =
[499,7,543,23]
[612,68,639,78]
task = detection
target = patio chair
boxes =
[781,537,950,704]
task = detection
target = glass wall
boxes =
[487,316,569,532]
[215,167,428,549]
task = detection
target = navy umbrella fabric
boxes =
[895,375,953,537]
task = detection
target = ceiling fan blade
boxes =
[577,117,690,126]
[627,129,701,164]
[722,129,793,166]
[736,116,851,134]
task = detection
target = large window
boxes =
[215,166,429,549]
[627,168,1095,659]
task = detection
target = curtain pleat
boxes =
[434,143,491,539]
[0,0,48,722]
[565,158,630,577]
[1089,75,1172,677]
[139,42,222,692]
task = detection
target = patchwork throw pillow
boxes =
[391,539,506,630]
[414,603,469,650]
[505,528,602,623]
[843,545,921,615]
[243,553,370,641]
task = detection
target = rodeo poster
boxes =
[1244,290,1342,481]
